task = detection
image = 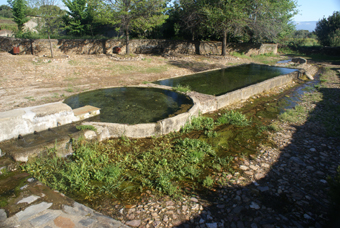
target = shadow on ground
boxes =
[177,68,340,228]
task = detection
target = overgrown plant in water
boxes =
[22,136,235,198]
[216,110,251,127]
[173,84,191,93]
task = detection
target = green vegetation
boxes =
[8,0,29,31]
[0,5,13,18]
[278,67,340,137]
[216,110,251,127]
[278,105,307,124]
[2,0,298,51]
[315,11,340,47]
[24,96,35,101]
[231,52,280,65]
[173,84,191,93]
[22,108,256,199]
[22,137,230,197]
[76,125,97,131]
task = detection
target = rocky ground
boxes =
[0,53,339,228]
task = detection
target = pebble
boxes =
[250,202,260,210]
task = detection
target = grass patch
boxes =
[76,125,97,131]
[65,87,74,93]
[144,66,168,74]
[68,60,79,66]
[24,96,35,101]
[217,110,252,127]
[173,84,191,93]
[231,52,280,65]
[279,105,307,123]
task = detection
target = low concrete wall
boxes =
[82,90,201,140]
[80,68,299,141]
[216,71,299,110]
[0,103,77,142]
[0,37,277,56]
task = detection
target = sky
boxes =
[293,0,340,22]
[0,0,339,23]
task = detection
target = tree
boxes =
[202,0,247,56]
[105,0,168,54]
[62,0,98,36]
[315,11,340,47]
[36,1,65,57]
[8,0,29,31]
[0,5,13,18]
[177,0,206,41]
[245,0,297,43]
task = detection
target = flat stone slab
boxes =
[29,211,60,226]
[16,202,52,221]
[73,105,100,120]
[0,209,7,221]
[30,103,72,118]
[17,195,40,205]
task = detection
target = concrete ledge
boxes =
[0,103,76,142]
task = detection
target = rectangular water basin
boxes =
[154,64,298,96]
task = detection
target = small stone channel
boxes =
[0,74,322,227]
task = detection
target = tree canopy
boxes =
[8,0,29,31]
[104,0,168,53]
[3,0,300,55]
[0,5,13,18]
[315,11,340,47]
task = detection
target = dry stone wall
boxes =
[0,37,277,56]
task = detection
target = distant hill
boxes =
[294,21,317,32]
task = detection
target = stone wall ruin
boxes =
[0,37,278,56]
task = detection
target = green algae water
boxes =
[154,64,298,96]
[64,87,193,124]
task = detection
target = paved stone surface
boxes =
[1,202,129,228]
[53,216,75,228]
[0,209,7,222]
[29,212,60,227]
[17,195,40,205]
[16,202,53,221]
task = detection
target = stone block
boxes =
[0,209,7,221]
[29,211,60,226]
[16,202,52,221]
[17,195,40,205]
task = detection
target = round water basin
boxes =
[64,87,193,125]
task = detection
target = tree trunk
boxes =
[191,29,195,41]
[48,32,54,58]
[222,29,227,56]
[125,27,129,54]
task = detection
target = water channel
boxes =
[154,64,298,96]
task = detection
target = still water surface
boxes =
[154,64,298,96]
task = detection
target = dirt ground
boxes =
[0,52,290,112]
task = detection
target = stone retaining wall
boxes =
[0,37,277,56]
